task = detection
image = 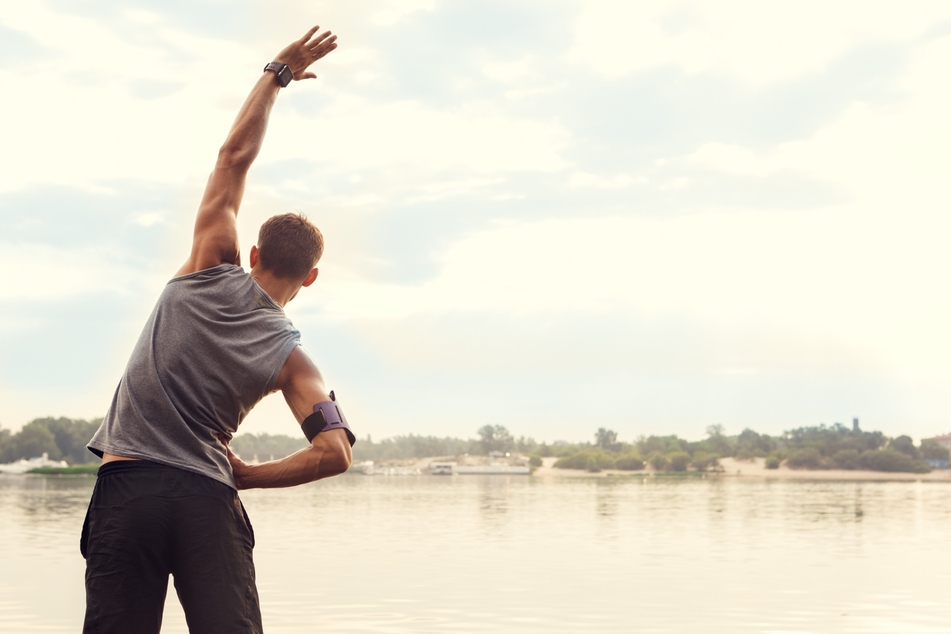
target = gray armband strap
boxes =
[301,390,356,447]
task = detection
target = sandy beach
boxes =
[532,456,951,481]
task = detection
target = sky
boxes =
[1,1,950,444]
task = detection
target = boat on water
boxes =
[430,462,455,475]
[454,465,530,475]
[429,462,530,475]
[0,452,69,475]
[347,460,421,476]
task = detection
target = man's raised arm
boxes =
[176,26,338,277]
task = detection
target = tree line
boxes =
[0,417,102,464]
[547,424,949,474]
[2,418,948,475]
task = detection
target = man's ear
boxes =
[249,245,260,269]
[302,267,318,288]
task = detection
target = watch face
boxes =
[278,66,293,86]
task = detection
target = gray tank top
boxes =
[88,264,300,488]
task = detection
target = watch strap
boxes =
[263,61,293,87]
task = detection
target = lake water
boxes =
[2,473,951,633]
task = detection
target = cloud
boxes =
[263,98,571,176]
[685,33,951,215]
[0,243,143,301]
[566,1,951,87]
[568,172,636,189]
[0,3,259,193]
[369,0,437,27]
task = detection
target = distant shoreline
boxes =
[532,457,951,481]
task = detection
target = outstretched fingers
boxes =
[299,25,320,43]
[308,32,336,56]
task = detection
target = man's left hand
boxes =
[274,25,338,81]
[219,433,253,489]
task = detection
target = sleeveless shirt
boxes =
[88,264,301,488]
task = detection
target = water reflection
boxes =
[3,475,951,633]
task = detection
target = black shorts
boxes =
[81,460,262,634]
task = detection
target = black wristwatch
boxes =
[263,62,293,87]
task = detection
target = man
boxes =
[80,26,353,634]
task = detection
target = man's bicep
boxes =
[277,347,332,425]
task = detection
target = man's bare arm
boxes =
[224,347,352,489]
[176,26,338,277]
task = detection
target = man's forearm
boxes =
[218,73,282,169]
[232,430,352,489]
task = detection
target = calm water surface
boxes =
[1,473,950,633]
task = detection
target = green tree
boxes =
[735,428,773,458]
[516,436,538,453]
[554,450,615,471]
[648,452,669,471]
[10,424,61,461]
[705,425,733,457]
[27,417,102,464]
[861,449,929,473]
[691,451,719,472]
[477,425,514,455]
[594,428,619,451]
[351,434,477,461]
[783,423,885,456]
[786,447,825,469]
[0,426,10,454]
[889,435,918,458]
[668,452,690,472]
[921,440,950,461]
[615,453,645,470]
[832,449,861,469]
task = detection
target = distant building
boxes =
[926,459,949,470]
[852,417,860,431]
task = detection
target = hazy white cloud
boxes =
[264,98,571,175]
[686,33,951,215]
[0,3,570,197]
[568,171,636,189]
[0,4,257,192]
[310,209,950,343]
[567,1,951,87]
[482,56,538,83]
[0,243,143,302]
[369,0,437,27]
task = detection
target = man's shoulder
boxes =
[169,263,245,285]
[159,264,262,312]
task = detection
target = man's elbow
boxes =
[317,437,351,478]
[216,144,255,170]
[327,443,352,477]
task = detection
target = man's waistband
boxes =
[97,459,182,478]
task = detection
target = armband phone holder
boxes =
[301,390,355,446]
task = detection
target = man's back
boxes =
[88,264,300,487]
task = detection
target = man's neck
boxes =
[249,269,299,307]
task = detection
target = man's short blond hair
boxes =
[257,213,324,280]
